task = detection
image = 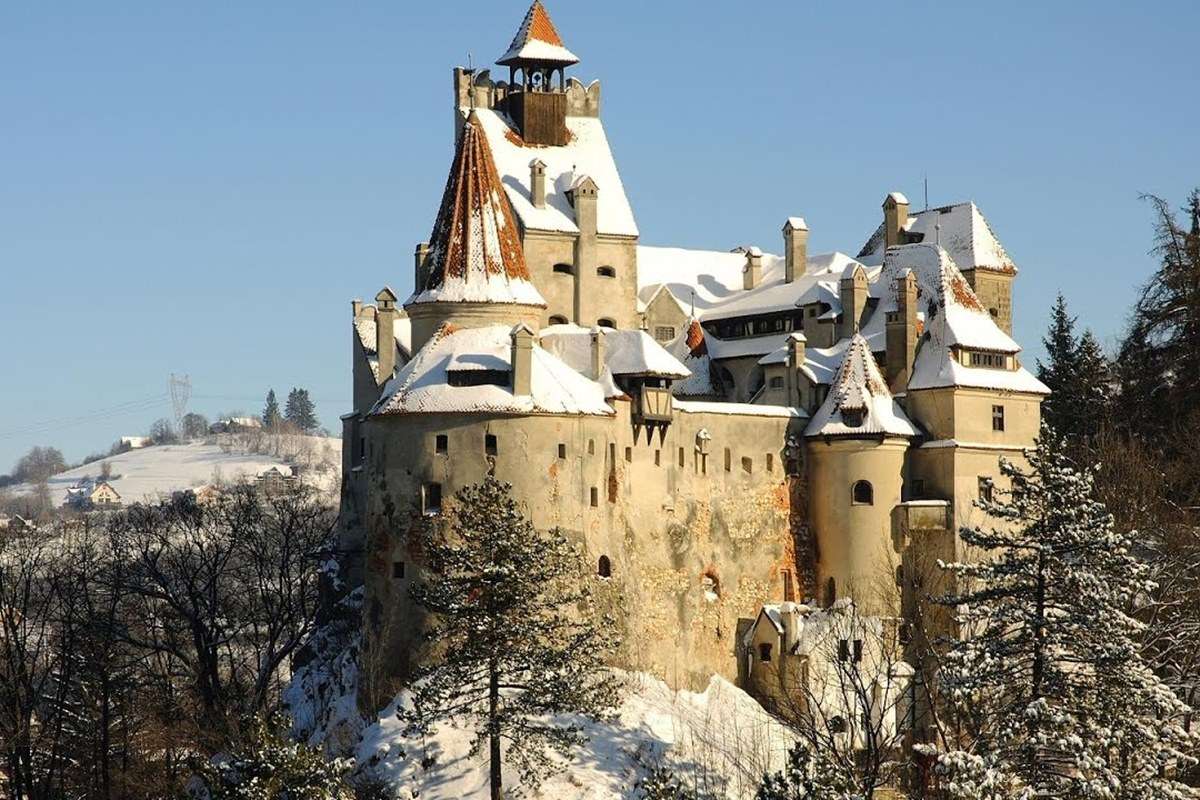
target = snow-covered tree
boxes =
[933,424,1196,798]
[755,743,860,800]
[405,477,621,800]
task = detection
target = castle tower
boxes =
[495,1,578,146]
[805,334,917,615]
[404,111,547,350]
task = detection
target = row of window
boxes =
[551,263,617,278]
[547,315,616,327]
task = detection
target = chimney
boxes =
[885,269,919,389]
[883,192,909,248]
[414,242,431,292]
[743,246,763,290]
[572,176,599,324]
[589,326,606,380]
[783,218,808,284]
[351,299,363,319]
[510,323,535,396]
[375,287,399,385]
[530,159,547,209]
[839,264,868,340]
[785,332,807,408]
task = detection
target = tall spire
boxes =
[409,112,545,307]
[497,1,578,67]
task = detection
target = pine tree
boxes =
[284,388,318,433]
[1073,329,1111,439]
[405,477,621,800]
[755,743,859,800]
[1036,293,1080,435]
[262,389,282,429]
[933,424,1196,798]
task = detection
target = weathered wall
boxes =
[961,268,1014,336]
[360,402,806,691]
[522,230,639,329]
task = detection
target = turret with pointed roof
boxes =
[805,334,917,439]
[498,1,578,70]
[494,1,575,146]
[405,111,546,350]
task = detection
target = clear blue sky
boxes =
[2,1,1197,471]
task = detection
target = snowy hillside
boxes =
[12,435,341,506]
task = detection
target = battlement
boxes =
[454,67,600,119]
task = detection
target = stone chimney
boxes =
[885,269,919,389]
[839,264,868,340]
[530,159,547,209]
[883,192,909,248]
[783,218,808,284]
[414,242,431,292]
[743,246,763,290]
[510,323,535,396]
[785,332,807,408]
[589,325,606,380]
[375,286,399,385]
[572,176,599,324]
[351,299,363,319]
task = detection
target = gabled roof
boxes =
[474,108,638,237]
[538,324,691,379]
[407,112,546,308]
[497,1,579,67]
[805,334,918,438]
[857,201,1016,274]
[371,324,613,417]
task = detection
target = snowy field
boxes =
[11,436,341,506]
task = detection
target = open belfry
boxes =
[339,1,1048,692]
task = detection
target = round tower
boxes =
[405,111,546,350]
[804,334,917,615]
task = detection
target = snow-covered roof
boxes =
[408,112,546,308]
[858,201,1016,274]
[668,319,719,397]
[496,1,579,67]
[805,334,917,438]
[538,324,690,379]
[759,338,847,386]
[474,107,638,238]
[675,400,805,419]
[372,324,614,417]
[354,315,414,380]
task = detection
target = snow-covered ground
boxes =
[11,436,341,506]
[353,672,794,799]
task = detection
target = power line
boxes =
[0,395,169,440]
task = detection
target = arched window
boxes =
[597,555,612,578]
[597,265,616,278]
[552,263,574,275]
[597,318,615,328]
[825,576,836,607]
[548,314,568,325]
[852,480,874,505]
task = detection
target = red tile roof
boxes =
[497,2,579,66]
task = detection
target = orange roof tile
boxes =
[497,2,579,66]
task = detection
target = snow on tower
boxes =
[497,1,579,68]
[806,334,916,438]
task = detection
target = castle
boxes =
[337,2,1048,693]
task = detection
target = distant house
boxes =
[63,478,122,511]
[210,416,263,434]
[193,485,223,505]
[120,435,152,449]
[254,466,295,496]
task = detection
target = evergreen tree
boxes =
[1036,293,1080,435]
[405,477,621,800]
[284,388,318,433]
[1074,329,1111,439]
[262,389,282,429]
[755,743,859,800]
[933,424,1196,799]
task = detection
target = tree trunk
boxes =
[489,657,501,800]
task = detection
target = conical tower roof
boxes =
[408,112,546,308]
[497,1,579,67]
[805,334,917,438]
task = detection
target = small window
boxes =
[624,446,632,462]
[552,263,574,275]
[992,404,1005,432]
[597,265,616,278]
[853,639,863,663]
[838,638,850,662]
[807,308,817,318]
[558,443,567,459]
[609,442,616,463]
[989,307,998,319]
[435,434,448,454]
[724,448,732,472]
[590,487,598,507]
[758,642,772,663]
[588,439,595,455]
[677,447,684,467]
[485,434,497,456]
[392,561,405,579]
[741,456,753,474]
[769,376,784,389]
[597,318,616,329]
[549,314,569,325]
[782,569,794,602]
[842,408,865,428]
[653,326,676,342]
[423,483,442,515]
[978,476,994,503]
[598,555,612,578]
[825,576,836,607]
[911,478,926,498]
[766,453,774,473]
[852,480,874,505]
[654,449,661,466]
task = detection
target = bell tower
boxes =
[495,1,577,146]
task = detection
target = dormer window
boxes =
[842,408,865,428]
[967,350,1009,369]
[447,369,509,387]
